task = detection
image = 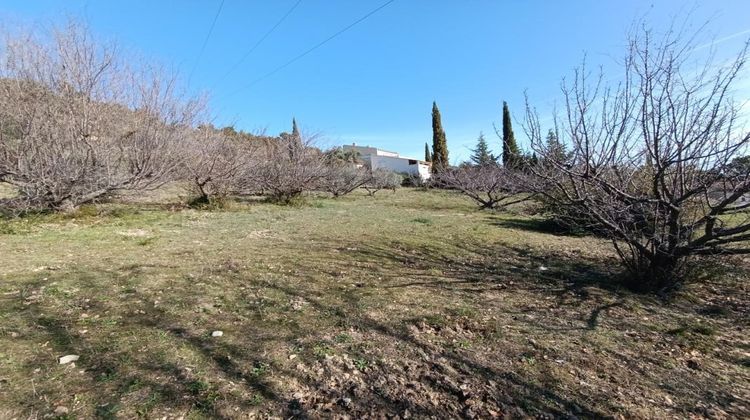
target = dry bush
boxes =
[180,126,256,205]
[363,169,401,196]
[436,165,528,209]
[0,22,202,214]
[252,133,326,203]
[318,164,369,198]
[524,21,750,291]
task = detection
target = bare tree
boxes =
[252,133,326,203]
[0,22,202,213]
[318,162,369,198]
[363,169,401,196]
[524,21,750,291]
[437,165,528,210]
[180,126,255,205]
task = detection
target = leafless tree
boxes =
[252,133,327,203]
[437,165,528,210]
[363,169,401,196]
[180,126,255,204]
[524,21,750,291]
[0,22,202,213]
[318,163,369,198]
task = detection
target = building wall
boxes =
[342,145,378,157]
[370,155,431,180]
[341,144,431,180]
[375,149,399,158]
[416,162,431,180]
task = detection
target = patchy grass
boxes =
[0,188,748,418]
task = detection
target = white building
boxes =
[342,144,431,180]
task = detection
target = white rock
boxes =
[58,354,79,364]
[538,266,549,271]
[211,330,223,337]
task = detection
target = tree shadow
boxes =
[3,235,747,418]
[489,215,595,238]
[586,301,625,330]
[341,238,625,298]
[3,260,617,418]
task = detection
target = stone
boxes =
[211,330,223,337]
[58,354,79,364]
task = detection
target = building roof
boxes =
[343,144,405,158]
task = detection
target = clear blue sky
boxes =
[2,1,749,162]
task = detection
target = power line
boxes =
[214,0,304,87]
[189,0,226,82]
[228,0,396,97]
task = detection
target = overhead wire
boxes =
[213,0,304,87]
[225,0,396,97]
[188,0,226,82]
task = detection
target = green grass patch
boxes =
[0,187,746,418]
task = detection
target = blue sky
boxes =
[2,1,749,162]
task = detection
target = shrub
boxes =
[252,134,326,204]
[524,21,750,292]
[181,126,255,205]
[435,165,528,210]
[363,169,401,196]
[0,22,202,214]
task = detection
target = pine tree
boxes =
[470,132,495,166]
[424,143,432,162]
[431,101,448,173]
[501,101,520,167]
[544,129,570,165]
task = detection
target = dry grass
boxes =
[0,188,748,418]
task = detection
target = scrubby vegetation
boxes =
[0,188,747,418]
[438,22,750,292]
[0,24,400,213]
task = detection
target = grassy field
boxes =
[0,188,748,418]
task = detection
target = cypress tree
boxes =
[470,131,495,166]
[292,118,300,138]
[424,143,432,162]
[431,101,448,173]
[501,101,520,167]
[287,117,302,158]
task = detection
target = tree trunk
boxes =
[627,251,681,293]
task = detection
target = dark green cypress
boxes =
[431,101,448,173]
[502,101,520,167]
[291,117,300,140]
[424,143,432,162]
[287,117,302,158]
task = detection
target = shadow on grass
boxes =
[3,257,618,418]
[341,237,625,297]
[488,215,591,237]
[4,235,746,418]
